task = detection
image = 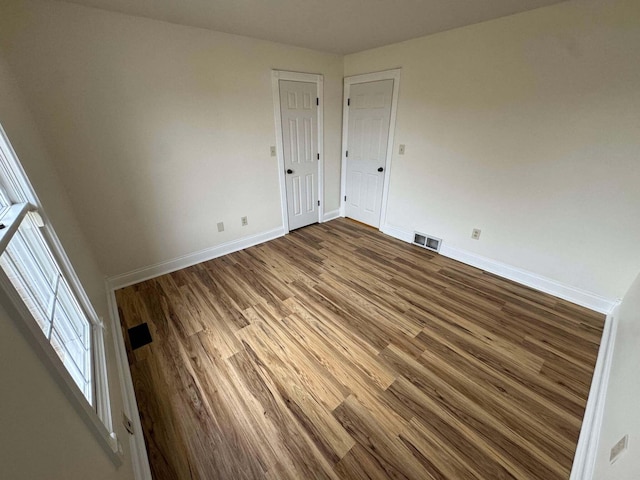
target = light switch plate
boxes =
[270,146,276,157]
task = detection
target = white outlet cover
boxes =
[270,146,276,156]
[217,222,224,232]
[399,144,406,155]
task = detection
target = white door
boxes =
[279,80,319,231]
[345,79,394,228]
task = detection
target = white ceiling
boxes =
[62,0,568,54]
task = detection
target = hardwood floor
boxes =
[115,218,604,480]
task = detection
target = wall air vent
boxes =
[413,232,442,252]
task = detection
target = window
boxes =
[0,124,116,454]
[0,211,94,401]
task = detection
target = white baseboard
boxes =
[380,224,618,314]
[380,224,414,243]
[440,244,617,314]
[322,209,341,222]
[106,227,286,290]
[105,285,152,480]
[570,303,620,480]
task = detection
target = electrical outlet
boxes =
[270,146,276,157]
[610,435,628,463]
[399,144,406,155]
[471,228,481,240]
[217,222,224,232]
[241,216,248,226]
[123,412,134,435]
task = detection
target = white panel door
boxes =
[345,79,393,228]
[279,80,319,231]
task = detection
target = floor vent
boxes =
[413,232,442,252]
[128,323,153,350]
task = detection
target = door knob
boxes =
[286,169,293,174]
[377,167,384,172]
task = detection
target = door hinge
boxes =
[347,98,350,106]
[346,150,349,158]
[317,200,320,206]
[316,97,319,106]
[317,153,320,160]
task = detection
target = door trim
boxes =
[271,70,324,234]
[340,69,401,229]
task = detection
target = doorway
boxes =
[340,69,401,229]
[272,71,324,233]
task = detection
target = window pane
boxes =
[56,278,91,349]
[51,326,92,403]
[0,245,52,334]
[52,299,90,375]
[4,223,57,318]
[0,179,12,208]
[16,213,59,288]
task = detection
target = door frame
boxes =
[340,68,401,230]
[271,70,324,234]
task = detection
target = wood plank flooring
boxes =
[115,218,605,480]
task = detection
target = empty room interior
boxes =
[0,0,639,479]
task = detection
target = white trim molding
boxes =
[439,245,617,314]
[570,303,620,480]
[340,68,401,226]
[380,223,618,314]
[322,209,341,222]
[106,287,152,480]
[107,226,285,290]
[380,224,414,243]
[271,70,324,234]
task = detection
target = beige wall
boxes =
[0,55,133,479]
[344,0,640,301]
[594,274,640,478]
[0,0,343,277]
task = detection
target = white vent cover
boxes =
[413,232,441,252]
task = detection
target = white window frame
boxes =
[0,124,122,464]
